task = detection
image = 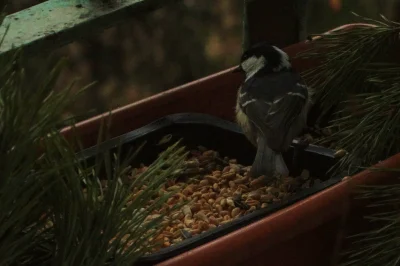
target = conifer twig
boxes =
[296,13,400,176]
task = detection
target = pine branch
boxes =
[297,13,400,121]
[0,26,93,264]
[339,168,400,266]
[37,133,187,266]
[0,49,187,265]
[0,50,91,266]
[295,13,400,176]
[0,13,183,265]
[320,64,400,176]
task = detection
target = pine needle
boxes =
[0,29,89,264]
[296,13,400,176]
[0,12,183,266]
[36,134,187,266]
[339,169,400,266]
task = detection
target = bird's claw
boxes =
[293,136,311,150]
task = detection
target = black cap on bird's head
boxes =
[232,42,291,76]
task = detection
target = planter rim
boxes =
[60,66,238,136]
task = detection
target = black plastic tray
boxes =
[78,113,343,266]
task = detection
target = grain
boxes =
[123,147,320,254]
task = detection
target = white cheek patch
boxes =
[241,56,258,73]
[235,104,251,130]
[241,55,267,81]
[272,46,291,72]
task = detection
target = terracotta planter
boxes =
[61,24,400,266]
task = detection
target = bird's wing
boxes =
[240,74,308,151]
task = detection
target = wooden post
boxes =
[244,0,309,49]
[0,0,180,58]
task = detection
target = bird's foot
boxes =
[273,170,288,181]
[293,135,311,150]
[290,136,312,177]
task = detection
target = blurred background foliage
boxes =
[4,0,400,122]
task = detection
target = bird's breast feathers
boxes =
[235,86,250,129]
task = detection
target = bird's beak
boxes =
[231,66,242,73]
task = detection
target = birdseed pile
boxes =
[119,146,322,254]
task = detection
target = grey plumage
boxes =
[235,43,311,181]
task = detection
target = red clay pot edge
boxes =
[346,153,400,187]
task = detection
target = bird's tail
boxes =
[250,137,289,180]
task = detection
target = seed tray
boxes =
[78,113,343,265]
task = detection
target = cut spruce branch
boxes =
[296,13,400,176]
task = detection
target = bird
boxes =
[233,42,312,181]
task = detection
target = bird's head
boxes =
[234,42,292,78]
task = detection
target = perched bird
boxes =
[234,42,311,180]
